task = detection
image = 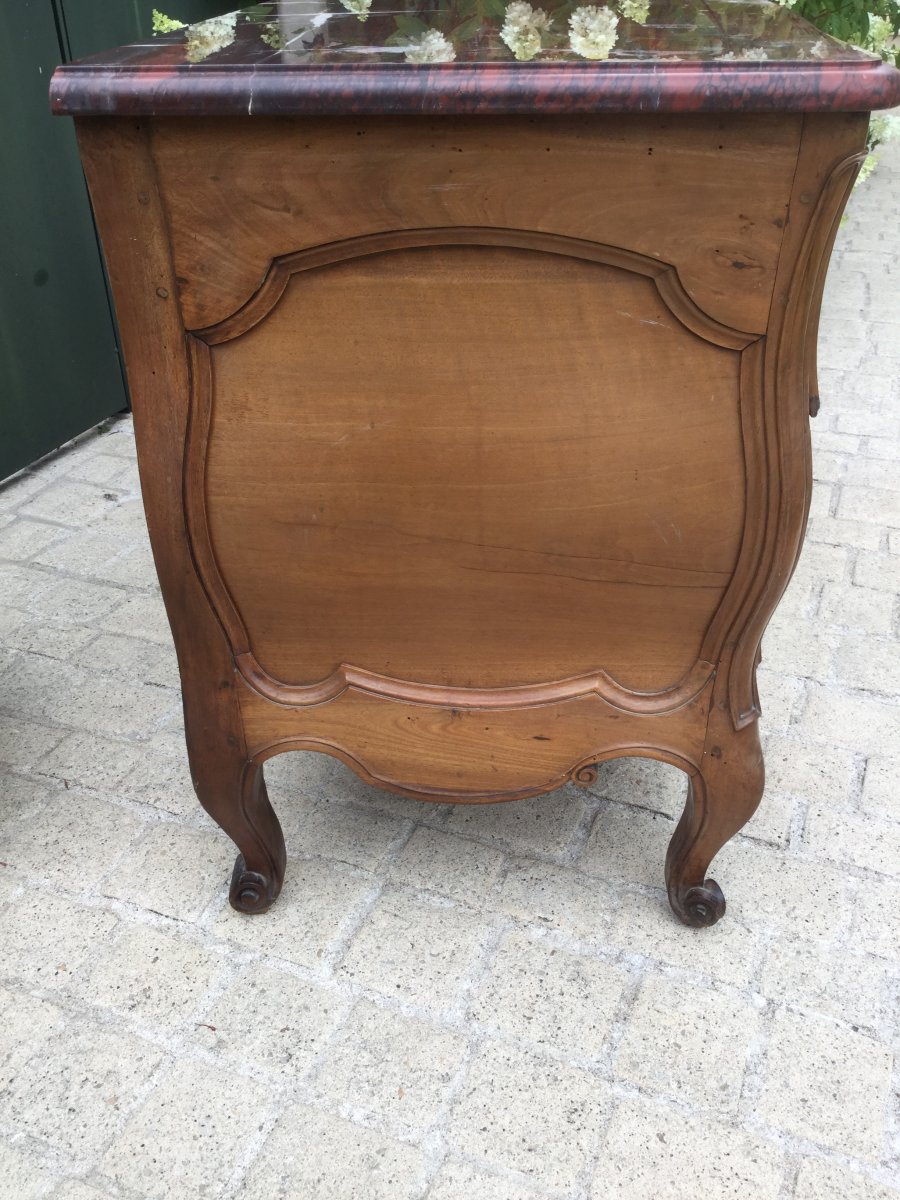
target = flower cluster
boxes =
[498,0,650,62]
[152,1,658,66]
[868,12,895,59]
[184,13,238,62]
[568,5,619,59]
[260,21,286,49]
[619,0,650,23]
[151,9,185,34]
[404,30,456,62]
[500,2,554,61]
[340,0,374,20]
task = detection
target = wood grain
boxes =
[193,233,751,693]
[237,674,712,802]
[722,112,868,727]
[151,114,802,334]
[75,118,286,912]
[71,106,868,927]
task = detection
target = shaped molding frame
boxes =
[720,150,865,728]
[184,226,767,720]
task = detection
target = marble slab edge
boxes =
[51,60,900,117]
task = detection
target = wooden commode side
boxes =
[52,0,900,926]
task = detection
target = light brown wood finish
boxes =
[152,114,800,335]
[236,676,713,800]
[75,120,286,912]
[196,235,750,692]
[76,109,867,926]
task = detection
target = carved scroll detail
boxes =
[571,764,599,787]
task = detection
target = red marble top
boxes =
[51,0,900,115]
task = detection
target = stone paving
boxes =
[1,135,899,1200]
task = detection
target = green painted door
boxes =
[0,1,231,482]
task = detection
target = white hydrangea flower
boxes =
[618,0,650,24]
[739,46,769,60]
[260,22,286,48]
[405,30,456,63]
[569,6,619,60]
[500,2,553,61]
[868,13,894,60]
[856,152,878,185]
[340,0,373,21]
[185,13,238,62]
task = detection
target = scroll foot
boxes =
[189,748,286,916]
[668,878,726,928]
[229,854,279,914]
[665,718,764,929]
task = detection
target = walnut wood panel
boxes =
[150,114,803,335]
[236,673,712,801]
[72,108,869,927]
[191,231,754,694]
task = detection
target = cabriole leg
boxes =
[190,748,286,915]
[666,719,764,927]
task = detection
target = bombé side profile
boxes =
[52,0,900,927]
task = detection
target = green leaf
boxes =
[242,3,276,21]
[392,13,430,36]
[151,9,186,34]
[452,14,487,41]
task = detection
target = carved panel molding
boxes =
[185,226,763,714]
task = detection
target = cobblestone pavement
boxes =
[1,134,899,1200]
